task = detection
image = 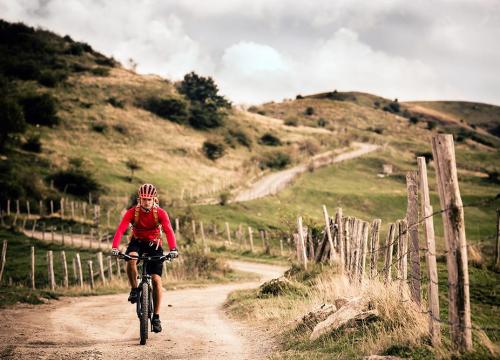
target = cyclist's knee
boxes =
[152,274,161,284]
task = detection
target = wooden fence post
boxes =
[322,205,336,263]
[26,200,31,218]
[16,199,20,216]
[432,134,472,351]
[359,221,369,283]
[116,257,121,279]
[31,246,35,289]
[406,171,421,304]
[225,222,231,244]
[0,240,7,284]
[336,208,344,272]
[343,217,351,272]
[61,251,69,288]
[7,199,10,216]
[47,250,55,291]
[369,219,381,279]
[248,227,254,253]
[76,253,83,288]
[417,156,441,346]
[297,216,308,270]
[175,218,180,237]
[200,221,206,247]
[280,239,284,256]
[192,220,197,243]
[97,252,106,284]
[50,200,54,215]
[107,256,113,281]
[88,260,95,289]
[398,219,408,287]
[384,223,396,284]
[72,257,78,282]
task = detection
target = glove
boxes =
[111,248,120,256]
[169,248,179,259]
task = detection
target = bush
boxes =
[427,121,437,130]
[50,168,101,198]
[178,71,230,108]
[257,110,266,116]
[409,116,419,125]
[107,97,124,108]
[219,191,231,205]
[284,118,299,126]
[189,102,225,129]
[202,141,225,160]
[113,124,128,135]
[296,94,304,99]
[19,93,59,126]
[317,118,328,127]
[90,67,110,76]
[305,106,315,116]
[22,135,42,153]
[259,133,282,146]
[383,101,400,113]
[4,61,41,80]
[94,57,116,67]
[0,97,26,149]
[368,126,384,134]
[92,122,107,133]
[38,69,67,87]
[225,129,252,148]
[66,42,92,55]
[259,151,291,169]
[139,97,189,124]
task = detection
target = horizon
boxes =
[1,0,499,106]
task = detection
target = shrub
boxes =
[219,191,231,205]
[22,135,42,153]
[38,70,68,87]
[4,61,41,80]
[427,121,437,130]
[66,42,92,55]
[298,139,320,156]
[107,97,124,108]
[284,118,299,126]
[94,57,116,67]
[202,141,225,160]
[247,106,259,113]
[71,63,90,72]
[305,106,315,116]
[189,102,224,129]
[113,124,128,135]
[19,93,59,126]
[259,151,291,169]
[259,133,282,146]
[368,126,384,134]
[178,71,230,108]
[90,67,110,76]
[225,129,252,148]
[296,94,304,99]
[409,116,419,125]
[92,122,107,133]
[139,97,189,124]
[0,97,26,149]
[374,101,380,108]
[50,168,101,198]
[257,110,266,116]
[317,118,328,127]
[125,158,141,181]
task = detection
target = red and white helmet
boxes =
[138,183,157,199]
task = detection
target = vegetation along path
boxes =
[0,260,286,360]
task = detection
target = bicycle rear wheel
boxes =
[140,282,149,345]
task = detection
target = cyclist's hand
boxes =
[169,248,179,259]
[111,248,120,257]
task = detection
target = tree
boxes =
[125,159,141,182]
[0,98,26,150]
[178,72,230,108]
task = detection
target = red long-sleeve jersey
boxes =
[112,206,177,250]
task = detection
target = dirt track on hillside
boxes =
[234,142,379,202]
[0,261,286,360]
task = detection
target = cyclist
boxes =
[111,183,178,333]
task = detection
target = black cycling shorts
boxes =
[125,238,164,276]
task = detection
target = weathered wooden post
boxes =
[406,171,421,304]
[72,257,78,283]
[417,156,441,346]
[60,198,64,220]
[191,220,197,243]
[0,240,7,284]
[297,216,308,270]
[343,217,351,272]
[83,202,87,221]
[50,200,54,216]
[107,256,113,281]
[336,208,344,272]
[432,134,472,351]
[47,250,55,291]
[248,227,254,253]
[16,199,20,216]
[26,200,31,218]
[200,221,206,246]
[7,199,10,216]
[369,219,381,279]
[359,221,369,282]
[115,256,121,279]
[88,260,95,289]
[31,246,36,289]
[384,223,396,284]
[61,251,69,288]
[76,253,83,288]
[175,218,180,237]
[97,252,106,284]
[398,219,408,286]
[225,222,231,245]
[280,239,284,256]
[322,205,336,263]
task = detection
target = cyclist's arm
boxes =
[158,208,177,250]
[111,209,134,248]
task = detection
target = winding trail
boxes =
[0,260,286,360]
[234,142,379,202]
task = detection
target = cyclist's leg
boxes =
[151,274,162,315]
[125,238,141,288]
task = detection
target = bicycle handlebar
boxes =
[116,252,174,262]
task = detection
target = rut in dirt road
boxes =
[0,260,286,360]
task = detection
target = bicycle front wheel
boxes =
[140,282,149,345]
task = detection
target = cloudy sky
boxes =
[1,0,499,105]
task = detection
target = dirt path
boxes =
[234,142,379,202]
[0,260,286,360]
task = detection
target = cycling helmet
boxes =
[138,183,157,199]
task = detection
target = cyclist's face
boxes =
[140,197,154,209]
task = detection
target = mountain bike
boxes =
[117,252,173,345]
